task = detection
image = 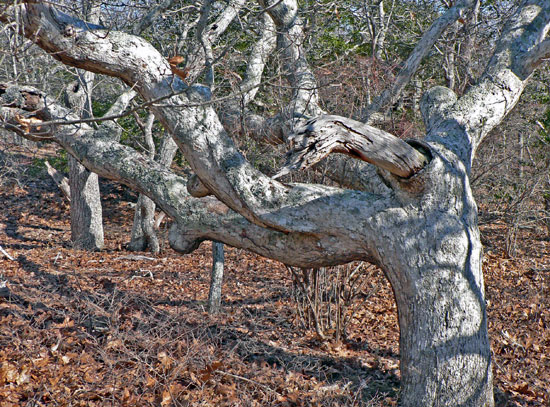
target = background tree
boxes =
[1,1,550,406]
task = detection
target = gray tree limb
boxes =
[426,0,550,169]
[275,115,429,179]
[132,0,178,36]
[45,160,71,201]
[259,0,323,124]
[362,0,477,122]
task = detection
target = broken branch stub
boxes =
[275,115,429,179]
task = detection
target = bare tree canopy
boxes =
[1,0,550,406]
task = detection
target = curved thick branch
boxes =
[428,0,550,166]
[0,2,340,233]
[208,0,247,44]
[167,194,383,268]
[0,84,188,222]
[1,83,393,268]
[259,0,323,122]
[275,115,429,179]
[218,13,277,139]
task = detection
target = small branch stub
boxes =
[275,115,429,179]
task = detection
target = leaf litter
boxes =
[0,145,548,406]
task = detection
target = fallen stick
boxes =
[0,245,14,260]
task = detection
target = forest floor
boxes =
[0,143,549,406]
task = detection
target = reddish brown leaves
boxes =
[0,143,548,406]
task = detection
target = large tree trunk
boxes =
[376,168,492,405]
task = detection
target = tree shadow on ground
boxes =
[6,253,401,404]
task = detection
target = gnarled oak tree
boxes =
[2,1,550,405]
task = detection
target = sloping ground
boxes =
[0,145,548,406]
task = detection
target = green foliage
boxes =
[91,100,110,117]
[29,149,68,177]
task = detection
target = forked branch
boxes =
[275,115,429,179]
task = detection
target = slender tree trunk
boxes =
[208,241,225,314]
[65,71,104,251]
[544,191,550,237]
[129,134,178,253]
[518,132,524,179]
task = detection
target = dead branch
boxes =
[275,115,429,179]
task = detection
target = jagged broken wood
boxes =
[275,115,429,179]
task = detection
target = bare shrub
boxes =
[288,262,381,343]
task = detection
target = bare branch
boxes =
[132,0,178,35]
[196,0,215,88]
[433,0,550,165]
[362,0,477,122]
[275,115,429,179]
[518,38,550,77]
[208,0,247,44]
[235,12,276,107]
[0,1,406,236]
[260,0,323,122]
[45,161,71,201]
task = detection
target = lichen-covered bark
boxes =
[2,1,550,406]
